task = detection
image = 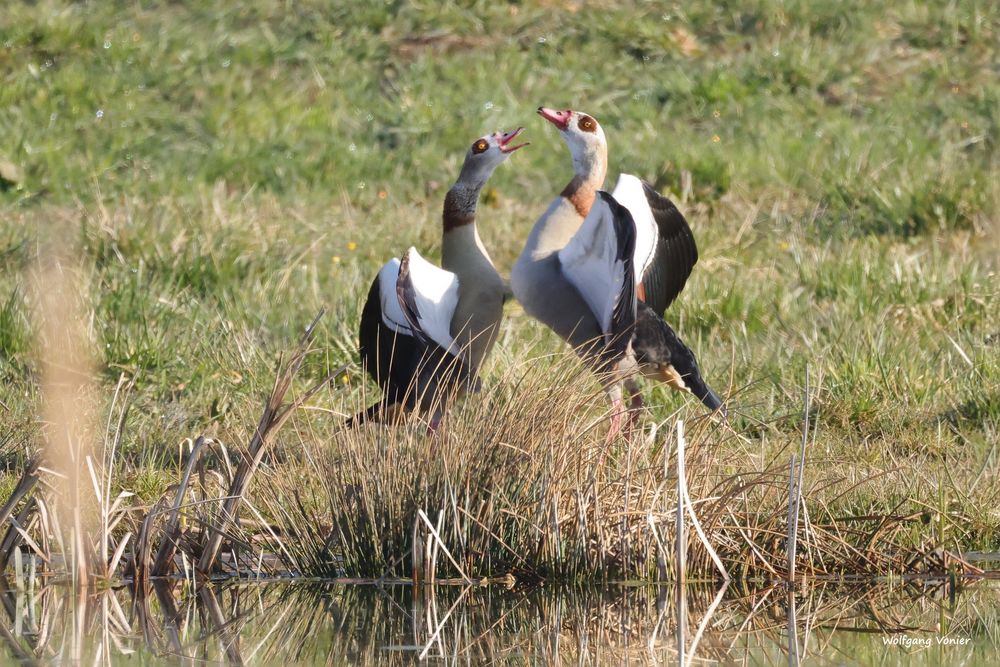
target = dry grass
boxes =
[234,341,992,584]
[1,313,991,589]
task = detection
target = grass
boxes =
[0,0,997,583]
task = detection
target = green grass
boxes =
[0,0,998,569]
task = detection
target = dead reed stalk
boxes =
[196,310,342,574]
[151,435,210,577]
[676,420,687,586]
[33,252,98,587]
[786,367,810,582]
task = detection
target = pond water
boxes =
[0,577,997,665]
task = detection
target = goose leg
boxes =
[606,385,626,444]
[624,378,644,437]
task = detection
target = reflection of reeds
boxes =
[0,578,995,664]
[0,459,38,573]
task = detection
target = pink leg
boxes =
[606,396,626,444]
[625,380,644,436]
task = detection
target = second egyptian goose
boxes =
[511,108,722,439]
[350,128,527,427]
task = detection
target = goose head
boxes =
[537,107,607,177]
[456,128,528,186]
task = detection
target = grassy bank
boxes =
[0,1,997,581]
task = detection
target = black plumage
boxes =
[632,302,724,413]
[600,191,638,362]
[637,180,698,316]
[349,269,476,428]
[597,185,724,415]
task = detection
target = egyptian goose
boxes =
[350,128,528,427]
[510,108,722,438]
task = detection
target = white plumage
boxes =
[610,173,658,286]
[377,258,413,334]
[558,195,628,335]
[399,247,461,354]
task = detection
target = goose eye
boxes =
[578,116,596,133]
[472,139,489,154]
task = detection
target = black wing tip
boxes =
[640,180,678,209]
[681,367,727,416]
[643,315,724,415]
[698,387,727,416]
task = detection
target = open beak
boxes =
[497,127,528,153]
[537,106,572,131]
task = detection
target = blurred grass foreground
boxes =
[0,1,997,583]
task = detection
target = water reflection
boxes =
[0,577,997,664]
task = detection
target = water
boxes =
[1,578,998,664]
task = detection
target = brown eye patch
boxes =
[577,115,597,133]
[472,139,489,154]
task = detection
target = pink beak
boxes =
[497,127,528,153]
[537,106,572,130]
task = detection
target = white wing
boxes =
[397,247,461,354]
[611,173,657,284]
[377,258,414,334]
[557,193,634,335]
